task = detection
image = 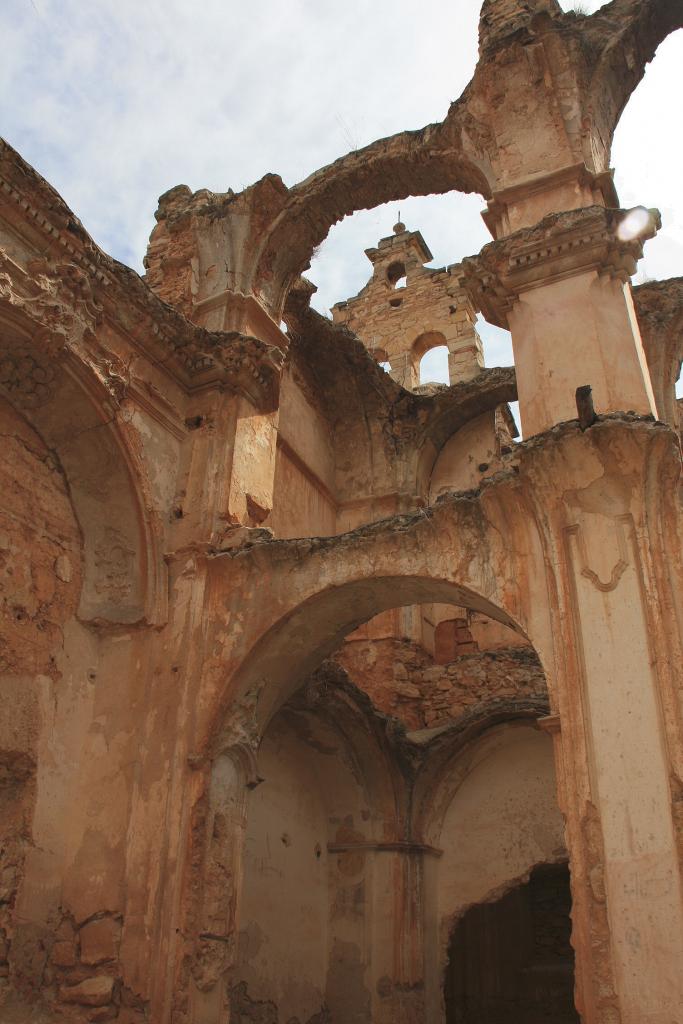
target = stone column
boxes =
[174,386,282,547]
[446,329,484,385]
[357,843,438,1024]
[144,181,287,540]
[463,206,660,438]
[188,745,260,1024]
[532,422,683,1024]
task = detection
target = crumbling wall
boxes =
[0,395,82,987]
[1,0,682,1018]
[235,716,332,1024]
[444,863,578,1024]
[335,639,545,731]
[268,362,337,539]
[435,724,565,940]
[0,395,82,680]
[331,225,483,389]
[429,412,508,498]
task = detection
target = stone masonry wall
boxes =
[0,396,82,998]
[335,638,546,731]
[331,226,483,388]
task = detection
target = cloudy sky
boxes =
[1,0,681,385]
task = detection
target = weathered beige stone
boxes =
[80,917,120,966]
[1,1,683,1022]
[332,223,484,389]
[59,975,114,1007]
[51,940,77,968]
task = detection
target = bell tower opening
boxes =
[444,862,579,1024]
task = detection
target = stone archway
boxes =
[186,480,559,1021]
[180,416,683,1024]
[201,469,555,754]
[0,312,168,1004]
[228,655,559,1024]
[0,319,164,626]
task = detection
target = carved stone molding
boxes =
[481,163,620,240]
[0,142,286,411]
[462,205,660,329]
[567,515,630,594]
[580,801,622,1022]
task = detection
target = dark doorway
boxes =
[444,862,579,1024]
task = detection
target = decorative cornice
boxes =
[0,138,285,410]
[462,205,660,329]
[328,840,443,858]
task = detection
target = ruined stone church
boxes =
[1,0,682,1021]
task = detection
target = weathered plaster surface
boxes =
[1,1,682,1021]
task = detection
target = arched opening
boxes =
[0,324,160,625]
[444,862,578,1024]
[211,541,565,1022]
[611,30,683,285]
[197,499,561,1018]
[306,194,490,319]
[218,574,531,739]
[0,324,167,996]
[414,330,449,387]
[387,260,407,289]
[230,638,565,1024]
[419,345,449,386]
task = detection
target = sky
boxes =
[1,0,681,391]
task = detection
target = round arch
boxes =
[0,314,165,625]
[412,367,517,499]
[188,482,562,1022]
[212,573,527,748]
[413,329,448,363]
[252,128,494,318]
[202,478,555,753]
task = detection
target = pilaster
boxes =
[463,206,660,436]
[527,421,683,1023]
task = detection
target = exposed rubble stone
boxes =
[335,640,544,731]
[58,974,115,1007]
[79,917,120,967]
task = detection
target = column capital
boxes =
[463,205,660,330]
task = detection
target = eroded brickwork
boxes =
[335,639,544,731]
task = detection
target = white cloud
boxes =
[0,0,480,265]
[1,0,681,388]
